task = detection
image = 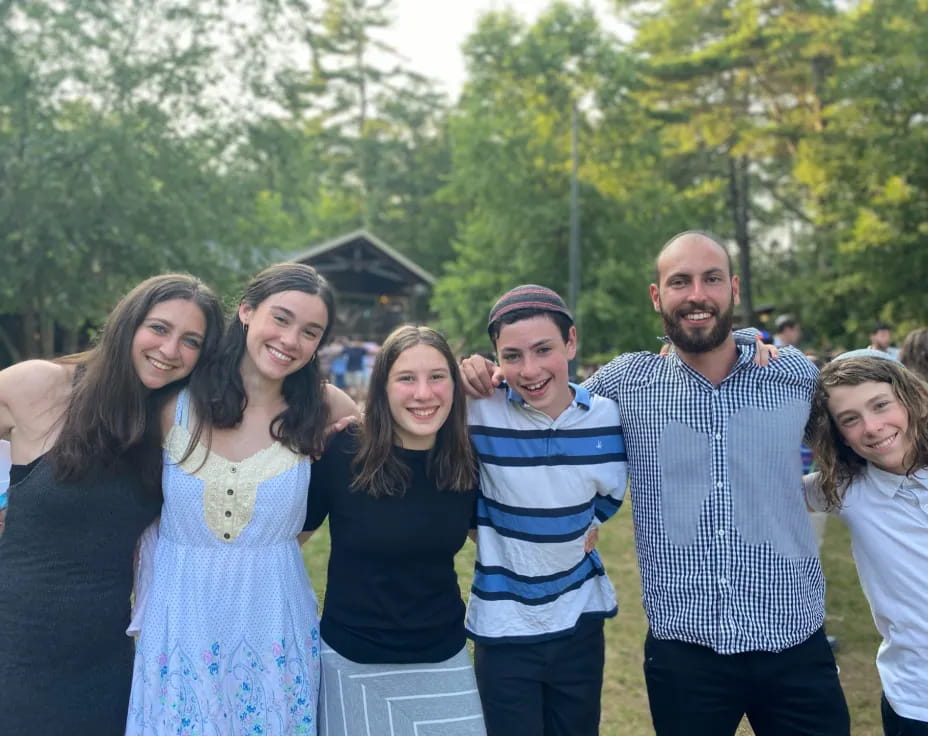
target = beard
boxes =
[661,297,734,354]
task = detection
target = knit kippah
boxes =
[487,284,573,336]
[831,348,901,364]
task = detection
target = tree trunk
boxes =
[729,155,754,327]
[0,324,22,366]
[40,311,55,357]
[62,325,80,355]
[21,310,39,359]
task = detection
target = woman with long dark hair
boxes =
[126,263,357,734]
[0,274,224,734]
[306,324,486,735]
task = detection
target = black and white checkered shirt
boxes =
[583,340,824,654]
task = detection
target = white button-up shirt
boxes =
[807,464,928,721]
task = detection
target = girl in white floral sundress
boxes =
[127,263,357,736]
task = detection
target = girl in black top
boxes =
[305,324,487,735]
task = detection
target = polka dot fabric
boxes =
[126,390,320,735]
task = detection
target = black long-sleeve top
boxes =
[304,429,476,664]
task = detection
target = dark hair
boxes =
[810,356,928,509]
[48,274,224,492]
[899,327,928,381]
[488,308,573,346]
[871,321,892,335]
[352,325,476,497]
[775,314,799,333]
[185,262,336,460]
[654,230,734,282]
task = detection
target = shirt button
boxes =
[225,510,232,518]
[717,529,726,537]
[223,533,231,540]
[716,481,723,489]
[230,466,237,474]
[715,433,722,440]
[719,577,728,585]
[227,489,234,496]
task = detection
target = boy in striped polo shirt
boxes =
[467,285,627,736]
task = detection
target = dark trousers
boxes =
[643,627,849,736]
[474,616,605,736]
[883,693,928,736]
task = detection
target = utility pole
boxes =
[569,102,580,378]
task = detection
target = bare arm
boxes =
[0,438,9,533]
[0,360,73,463]
[297,531,314,546]
[325,383,360,425]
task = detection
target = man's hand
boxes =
[584,526,599,554]
[753,334,780,367]
[459,354,504,398]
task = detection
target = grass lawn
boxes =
[302,508,883,735]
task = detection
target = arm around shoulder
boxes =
[803,472,830,514]
[325,383,360,424]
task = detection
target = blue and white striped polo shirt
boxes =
[584,343,823,654]
[466,383,628,644]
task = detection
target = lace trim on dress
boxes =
[164,425,303,543]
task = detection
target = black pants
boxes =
[474,616,605,736]
[643,627,849,736]
[883,693,928,736]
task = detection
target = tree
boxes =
[433,3,714,357]
[789,0,928,344]
[0,0,274,360]
[613,0,841,326]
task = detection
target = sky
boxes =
[383,0,621,97]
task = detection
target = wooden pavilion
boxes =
[289,230,435,340]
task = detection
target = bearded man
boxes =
[461,231,849,736]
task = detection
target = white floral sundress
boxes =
[126,390,320,735]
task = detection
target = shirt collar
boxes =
[505,381,590,411]
[866,463,928,497]
[667,341,755,382]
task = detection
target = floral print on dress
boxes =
[133,635,317,735]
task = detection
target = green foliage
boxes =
[432,4,697,357]
[788,0,928,345]
[1,0,924,363]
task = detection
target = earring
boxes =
[242,321,249,335]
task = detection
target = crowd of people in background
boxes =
[0,232,926,736]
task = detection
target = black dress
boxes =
[0,456,161,735]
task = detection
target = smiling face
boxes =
[650,234,739,354]
[827,381,912,475]
[239,290,329,383]
[131,298,207,389]
[496,315,576,420]
[386,343,454,450]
